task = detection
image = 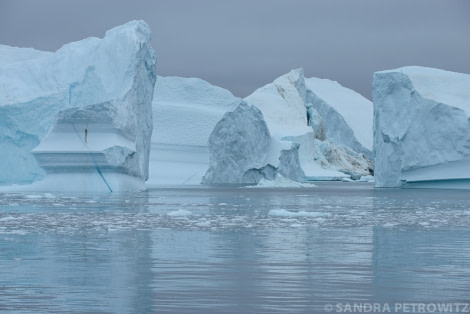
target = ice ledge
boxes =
[31,102,147,192]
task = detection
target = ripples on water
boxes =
[0,183,469,313]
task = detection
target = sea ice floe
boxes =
[268,209,331,218]
[167,209,193,217]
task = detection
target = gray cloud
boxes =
[1,0,469,98]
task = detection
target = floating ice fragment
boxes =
[254,174,317,188]
[167,209,193,217]
[268,209,330,218]
[25,195,42,199]
[0,216,17,221]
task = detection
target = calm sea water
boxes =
[1,183,469,313]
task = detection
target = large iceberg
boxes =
[373,66,470,188]
[0,20,157,191]
[148,76,240,186]
[203,68,373,184]
[201,101,305,184]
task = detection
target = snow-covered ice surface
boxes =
[0,184,469,312]
[0,20,157,189]
[148,76,240,186]
[373,66,470,188]
[245,69,312,139]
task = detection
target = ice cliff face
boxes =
[204,69,373,184]
[373,66,470,188]
[0,20,156,188]
[148,76,240,185]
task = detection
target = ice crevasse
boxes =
[0,20,157,191]
[373,66,470,188]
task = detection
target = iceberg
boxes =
[0,20,157,191]
[203,68,373,184]
[246,69,373,181]
[202,101,273,184]
[148,76,240,185]
[373,66,470,188]
[202,101,305,184]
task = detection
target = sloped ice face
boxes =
[305,77,373,157]
[245,69,311,139]
[202,102,273,184]
[373,66,470,188]
[0,20,156,187]
[148,76,240,186]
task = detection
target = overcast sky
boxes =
[1,0,469,99]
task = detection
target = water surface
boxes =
[1,183,469,313]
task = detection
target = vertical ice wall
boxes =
[0,20,157,187]
[373,66,470,188]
